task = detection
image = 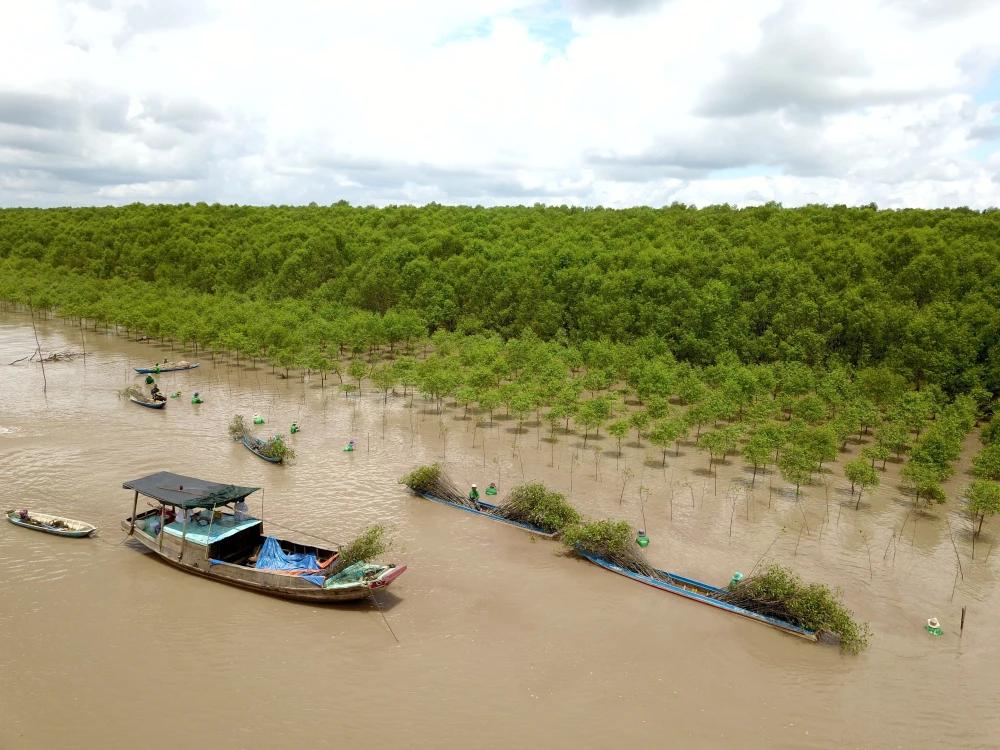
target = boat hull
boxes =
[121,516,403,602]
[130,396,166,409]
[243,436,281,463]
[134,364,200,374]
[7,511,97,537]
[415,491,556,538]
[575,550,817,641]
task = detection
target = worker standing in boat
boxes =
[469,484,480,504]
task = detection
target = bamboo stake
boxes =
[179,509,189,561]
[128,490,139,536]
[29,305,47,393]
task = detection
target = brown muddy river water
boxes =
[1,312,997,749]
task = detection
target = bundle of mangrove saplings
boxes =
[399,463,468,506]
[257,435,295,462]
[715,564,871,653]
[331,523,394,574]
[228,414,252,441]
[117,384,145,401]
[563,519,659,579]
[491,483,581,534]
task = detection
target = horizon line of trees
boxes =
[1,202,999,395]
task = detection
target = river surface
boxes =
[0,311,997,749]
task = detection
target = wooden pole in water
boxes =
[128,490,139,535]
[29,304,47,393]
[158,504,165,552]
[960,606,967,636]
[206,505,216,546]
[179,509,189,561]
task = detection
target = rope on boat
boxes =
[260,518,344,549]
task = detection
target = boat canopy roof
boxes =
[123,471,261,509]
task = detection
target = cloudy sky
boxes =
[1,0,999,208]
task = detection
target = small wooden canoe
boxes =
[575,550,818,641]
[243,436,281,463]
[6,511,97,538]
[413,491,557,538]
[134,363,200,374]
[130,396,166,409]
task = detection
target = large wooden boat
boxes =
[575,550,817,641]
[412,491,557,538]
[134,362,200,374]
[120,471,405,602]
[130,396,166,409]
[6,510,97,538]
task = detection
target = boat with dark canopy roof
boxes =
[120,471,405,602]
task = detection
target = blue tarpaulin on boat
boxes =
[253,536,324,586]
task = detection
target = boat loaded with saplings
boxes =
[243,435,283,463]
[575,550,818,641]
[399,464,567,538]
[120,471,405,602]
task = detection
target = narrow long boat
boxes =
[413,491,556,538]
[243,436,282,463]
[134,363,200,374]
[120,471,405,602]
[130,396,166,409]
[6,511,97,538]
[575,550,817,641]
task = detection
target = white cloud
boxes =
[0,0,998,208]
